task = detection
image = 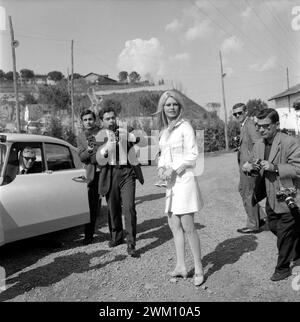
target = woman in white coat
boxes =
[155,90,204,286]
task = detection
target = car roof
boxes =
[1,133,76,149]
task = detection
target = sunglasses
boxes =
[256,123,272,130]
[233,111,244,117]
[23,156,36,161]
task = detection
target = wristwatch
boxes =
[273,164,279,175]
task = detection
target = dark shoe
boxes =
[127,244,138,257]
[270,270,291,282]
[83,237,94,245]
[42,239,64,248]
[108,239,124,248]
[237,227,260,234]
[259,219,269,231]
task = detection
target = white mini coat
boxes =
[158,119,203,215]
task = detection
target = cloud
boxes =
[170,53,190,62]
[184,19,211,41]
[241,6,252,19]
[221,36,243,55]
[165,19,182,32]
[117,38,165,77]
[250,56,277,71]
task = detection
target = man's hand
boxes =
[260,160,275,171]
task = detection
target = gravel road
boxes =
[1,152,300,302]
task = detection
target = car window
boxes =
[0,144,7,175]
[45,143,75,171]
[2,143,44,185]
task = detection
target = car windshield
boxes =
[0,143,7,175]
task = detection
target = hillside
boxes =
[96,89,208,119]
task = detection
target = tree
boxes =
[246,98,268,117]
[68,73,82,80]
[102,98,122,115]
[5,71,19,81]
[118,71,128,83]
[22,92,37,105]
[293,100,300,111]
[128,71,140,83]
[38,84,70,110]
[20,69,35,80]
[47,71,64,82]
[0,69,5,80]
[139,93,160,115]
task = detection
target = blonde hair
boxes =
[156,89,185,132]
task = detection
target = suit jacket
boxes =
[238,117,261,167]
[77,126,101,187]
[94,127,145,196]
[4,161,42,184]
[252,131,300,213]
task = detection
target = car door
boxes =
[0,141,89,244]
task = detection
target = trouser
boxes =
[239,170,266,229]
[107,166,137,246]
[85,171,102,240]
[266,200,300,273]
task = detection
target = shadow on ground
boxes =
[0,206,109,279]
[0,249,127,302]
[202,235,258,279]
[135,193,165,205]
[136,216,205,256]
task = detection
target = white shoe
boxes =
[194,274,204,286]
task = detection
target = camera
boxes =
[232,135,240,152]
[249,159,262,177]
[86,134,96,149]
[276,187,298,210]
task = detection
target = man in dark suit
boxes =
[233,103,266,234]
[18,146,42,174]
[95,106,145,257]
[77,109,102,245]
[243,108,300,281]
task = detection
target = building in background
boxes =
[268,83,300,109]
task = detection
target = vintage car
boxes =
[0,133,90,247]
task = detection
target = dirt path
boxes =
[1,152,300,302]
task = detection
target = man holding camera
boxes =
[232,103,266,234]
[243,108,300,281]
[95,106,145,257]
[77,109,102,245]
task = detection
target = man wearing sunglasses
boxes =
[232,103,266,234]
[19,146,41,175]
[243,108,300,281]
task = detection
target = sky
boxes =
[0,0,300,120]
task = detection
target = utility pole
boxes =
[287,67,291,110]
[9,16,21,133]
[219,50,229,151]
[71,39,75,134]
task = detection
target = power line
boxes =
[244,0,299,68]
[216,0,299,71]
